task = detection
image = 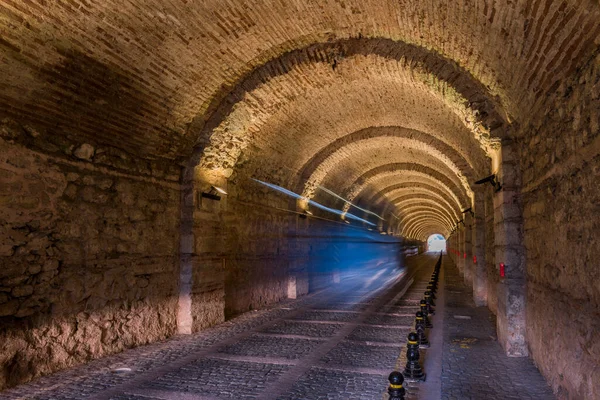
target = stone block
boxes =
[0,299,19,316]
[73,144,95,161]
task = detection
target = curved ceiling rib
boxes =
[5,3,597,170]
[402,216,451,238]
[412,224,449,241]
[302,138,473,203]
[396,207,455,231]
[296,126,480,198]
[361,181,464,219]
[387,192,461,221]
[192,38,508,171]
[182,38,502,244]
[393,198,458,226]
[402,216,452,239]
[341,163,471,211]
[410,224,447,239]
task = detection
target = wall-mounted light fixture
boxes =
[201,185,228,201]
[299,209,313,219]
[461,207,474,217]
[475,174,502,192]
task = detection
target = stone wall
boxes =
[518,53,600,399]
[193,173,404,320]
[484,187,498,315]
[0,121,181,390]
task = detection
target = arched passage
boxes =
[1,2,598,397]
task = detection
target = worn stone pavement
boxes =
[0,254,556,400]
[440,257,554,400]
[0,254,435,400]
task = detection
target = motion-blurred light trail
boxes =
[253,179,377,226]
[318,185,384,220]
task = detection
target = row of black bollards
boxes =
[388,253,442,399]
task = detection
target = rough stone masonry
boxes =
[0,1,599,399]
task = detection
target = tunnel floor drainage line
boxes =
[91,262,411,400]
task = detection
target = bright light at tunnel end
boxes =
[427,234,447,252]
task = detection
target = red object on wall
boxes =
[464,252,466,259]
[473,255,477,264]
[499,262,505,277]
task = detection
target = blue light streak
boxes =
[317,186,384,220]
[253,179,377,226]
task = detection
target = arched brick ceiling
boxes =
[299,136,473,200]
[348,172,467,225]
[294,126,480,197]
[3,1,598,162]
[395,203,456,229]
[403,215,452,236]
[391,195,459,223]
[410,223,449,240]
[362,184,463,219]
[341,166,469,235]
[188,48,493,244]
[402,217,452,238]
[339,163,471,210]
[3,0,598,243]
[197,50,497,176]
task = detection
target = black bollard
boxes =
[415,311,430,348]
[424,290,436,310]
[429,279,437,291]
[420,300,433,328]
[427,284,436,299]
[403,332,426,381]
[388,371,406,400]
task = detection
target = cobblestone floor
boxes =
[0,255,556,400]
[440,258,555,400]
[0,255,434,400]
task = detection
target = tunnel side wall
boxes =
[0,136,404,390]
[194,175,404,321]
[519,53,600,399]
[0,130,181,390]
[484,186,499,315]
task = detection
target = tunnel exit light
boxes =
[499,262,505,277]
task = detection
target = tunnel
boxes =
[0,1,599,399]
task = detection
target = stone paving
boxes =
[0,255,434,400]
[0,254,557,400]
[440,257,555,400]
